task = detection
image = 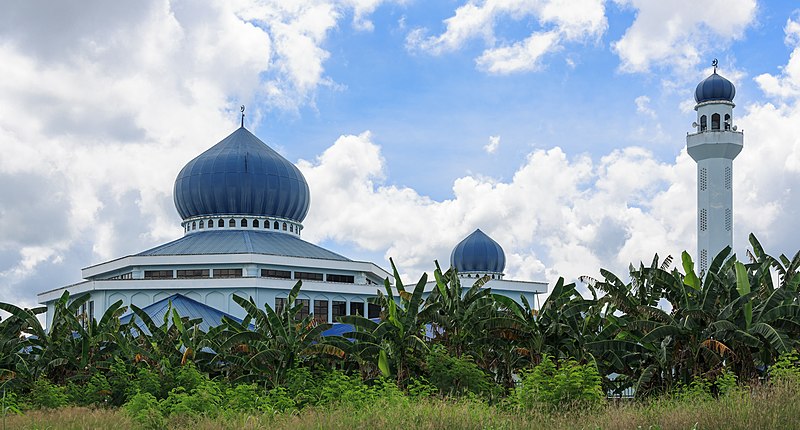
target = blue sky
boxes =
[1,0,800,307]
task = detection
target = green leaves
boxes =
[735,261,752,330]
[682,251,701,290]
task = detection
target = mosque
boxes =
[36,64,741,328]
[36,116,547,329]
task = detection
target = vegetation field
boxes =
[6,382,800,430]
[3,234,800,429]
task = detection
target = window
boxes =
[213,268,242,278]
[144,270,173,279]
[253,219,260,228]
[199,220,204,229]
[177,269,209,279]
[282,222,287,231]
[326,274,355,283]
[88,300,94,322]
[332,301,346,321]
[297,299,310,320]
[700,208,707,231]
[275,297,286,314]
[350,301,364,316]
[700,167,707,191]
[700,115,707,131]
[261,269,291,279]
[368,303,381,319]
[314,300,328,323]
[295,271,323,281]
[290,225,294,232]
[108,272,133,280]
[218,219,224,228]
[206,219,212,229]
[724,114,731,130]
[274,221,279,229]
[241,218,248,227]
[229,218,235,227]
[712,113,720,130]
[191,221,196,230]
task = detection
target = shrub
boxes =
[124,391,165,430]
[224,383,272,413]
[28,377,68,409]
[426,346,494,398]
[130,366,162,399]
[770,351,800,384]
[514,355,604,410]
[161,378,223,419]
[406,377,438,399]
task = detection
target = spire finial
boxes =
[240,105,245,128]
[712,58,718,74]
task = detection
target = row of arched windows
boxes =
[699,113,731,132]
[185,218,299,233]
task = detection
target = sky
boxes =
[1,0,800,308]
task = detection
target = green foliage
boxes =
[406,377,438,398]
[28,377,68,409]
[123,391,165,430]
[426,346,494,398]
[130,366,161,399]
[161,377,223,419]
[515,355,604,410]
[770,351,800,384]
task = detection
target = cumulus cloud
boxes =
[298,131,694,287]
[754,15,800,100]
[611,0,757,73]
[0,0,395,307]
[406,0,606,74]
[484,135,501,154]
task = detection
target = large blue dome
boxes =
[173,127,310,222]
[450,229,506,274]
[695,72,735,103]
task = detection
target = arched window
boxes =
[724,114,731,130]
[282,222,287,231]
[218,219,224,228]
[274,221,279,229]
[229,218,235,227]
[700,115,707,131]
[711,113,720,130]
[192,221,196,230]
[253,219,260,228]
[290,225,294,233]
[199,220,204,229]
[241,218,248,227]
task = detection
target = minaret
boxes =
[686,60,743,273]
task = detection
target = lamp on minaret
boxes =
[687,59,743,274]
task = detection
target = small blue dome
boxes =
[695,72,735,103]
[450,229,506,274]
[173,128,310,222]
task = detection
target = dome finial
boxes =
[712,58,718,74]
[240,105,245,128]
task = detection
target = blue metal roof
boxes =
[136,230,350,261]
[119,293,242,333]
[450,229,506,274]
[695,72,735,103]
[173,127,311,222]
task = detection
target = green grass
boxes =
[7,383,800,430]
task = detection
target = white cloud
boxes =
[407,0,606,74]
[612,0,757,73]
[0,0,395,305]
[754,15,800,100]
[634,95,656,118]
[484,135,501,154]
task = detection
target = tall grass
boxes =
[7,383,800,430]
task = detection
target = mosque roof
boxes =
[695,71,736,103]
[136,230,350,261]
[450,229,506,274]
[173,127,310,222]
[119,293,243,333]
